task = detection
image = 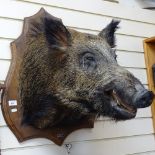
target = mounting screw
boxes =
[65,143,72,154]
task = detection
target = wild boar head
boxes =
[20,8,154,129]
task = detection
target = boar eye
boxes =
[80,52,97,72]
[85,56,94,61]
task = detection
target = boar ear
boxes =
[27,8,71,48]
[44,14,71,48]
[99,20,120,48]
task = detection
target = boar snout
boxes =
[133,89,154,108]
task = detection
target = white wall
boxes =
[119,0,140,8]
[0,0,155,155]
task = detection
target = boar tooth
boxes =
[116,98,119,104]
[116,98,120,105]
[112,90,120,105]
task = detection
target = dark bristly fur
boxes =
[19,8,153,129]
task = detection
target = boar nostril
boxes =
[134,91,154,108]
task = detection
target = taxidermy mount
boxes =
[1,8,154,145]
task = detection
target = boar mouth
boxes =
[110,90,137,119]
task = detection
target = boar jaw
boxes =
[110,90,137,119]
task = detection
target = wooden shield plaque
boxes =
[1,8,96,146]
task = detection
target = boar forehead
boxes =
[68,29,117,68]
